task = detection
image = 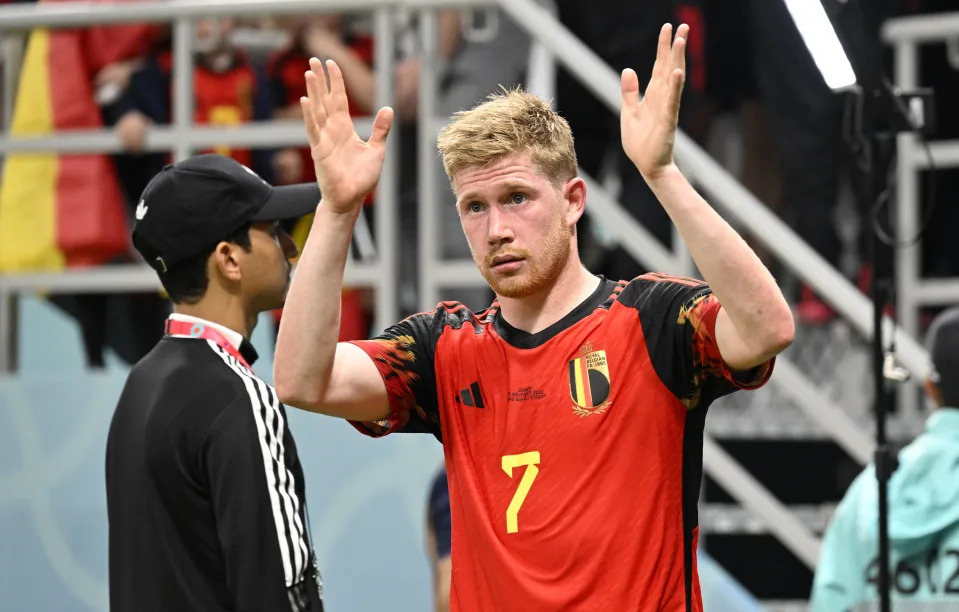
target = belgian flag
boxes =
[0,4,169,366]
[0,1,158,272]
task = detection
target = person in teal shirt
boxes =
[811,306,959,610]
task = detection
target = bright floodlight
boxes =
[783,0,858,91]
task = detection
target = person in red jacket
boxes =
[269,15,375,186]
[2,0,167,368]
[110,18,276,182]
[267,15,376,342]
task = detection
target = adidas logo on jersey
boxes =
[455,382,485,408]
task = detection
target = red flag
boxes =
[0,1,159,271]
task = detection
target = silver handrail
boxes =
[0,0,937,387]
[881,12,959,422]
[882,16,959,324]
[0,0,486,30]
[0,0,940,383]
[882,11,959,43]
[496,0,932,384]
[0,2,404,362]
[0,120,372,153]
[0,262,387,294]
[704,437,820,567]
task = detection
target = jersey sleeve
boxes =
[625,273,774,409]
[347,309,443,439]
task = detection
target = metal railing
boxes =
[0,0,404,350]
[883,13,959,341]
[497,0,934,378]
[0,0,933,377]
[0,0,942,573]
[376,0,935,397]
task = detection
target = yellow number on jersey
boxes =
[501,452,541,534]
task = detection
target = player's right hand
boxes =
[301,58,393,214]
[620,23,687,182]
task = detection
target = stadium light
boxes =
[783,0,858,91]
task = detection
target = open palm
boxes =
[301,58,394,212]
[621,24,688,181]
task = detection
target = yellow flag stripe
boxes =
[0,28,63,272]
[573,357,585,406]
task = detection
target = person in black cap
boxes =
[105,153,324,612]
[811,305,959,609]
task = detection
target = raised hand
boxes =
[300,58,393,213]
[621,23,687,181]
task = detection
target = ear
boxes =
[563,177,587,226]
[924,377,943,408]
[210,240,243,284]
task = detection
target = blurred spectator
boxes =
[743,0,898,324]
[103,18,288,359]
[268,11,469,322]
[98,18,280,357]
[745,0,850,323]
[390,9,470,313]
[810,305,959,609]
[269,14,376,185]
[266,15,378,341]
[553,0,712,283]
[425,467,451,612]
[108,18,276,181]
[700,0,782,272]
[429,9,528,311]
[0,0,167,367]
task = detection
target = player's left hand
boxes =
[621,23,687,181]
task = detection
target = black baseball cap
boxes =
[926,305,959,404]
[132,154,319,273]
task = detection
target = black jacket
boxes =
[106,331,323,612]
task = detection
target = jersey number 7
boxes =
[501,452,541,534]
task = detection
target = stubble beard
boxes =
[476,218,573,299]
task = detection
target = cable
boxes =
[870,132,937,248]
[869,76,939,248]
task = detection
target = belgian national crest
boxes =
[568,342,612,417]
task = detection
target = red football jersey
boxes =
[156,50,258,167]
[267,36,375,188]
[350,275,773,611]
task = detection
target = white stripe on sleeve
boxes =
[208,341,308,587]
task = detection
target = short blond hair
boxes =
[437,88,577,189]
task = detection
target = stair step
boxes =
[700,503,837,535]
[760,600,809,612]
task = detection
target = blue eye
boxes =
[468,202,484,214]
[509,193,528,205]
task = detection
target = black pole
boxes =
[812,5,931,608]
[867,129,896,612]
[871,240,892,612]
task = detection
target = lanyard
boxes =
[164,319,251,370]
